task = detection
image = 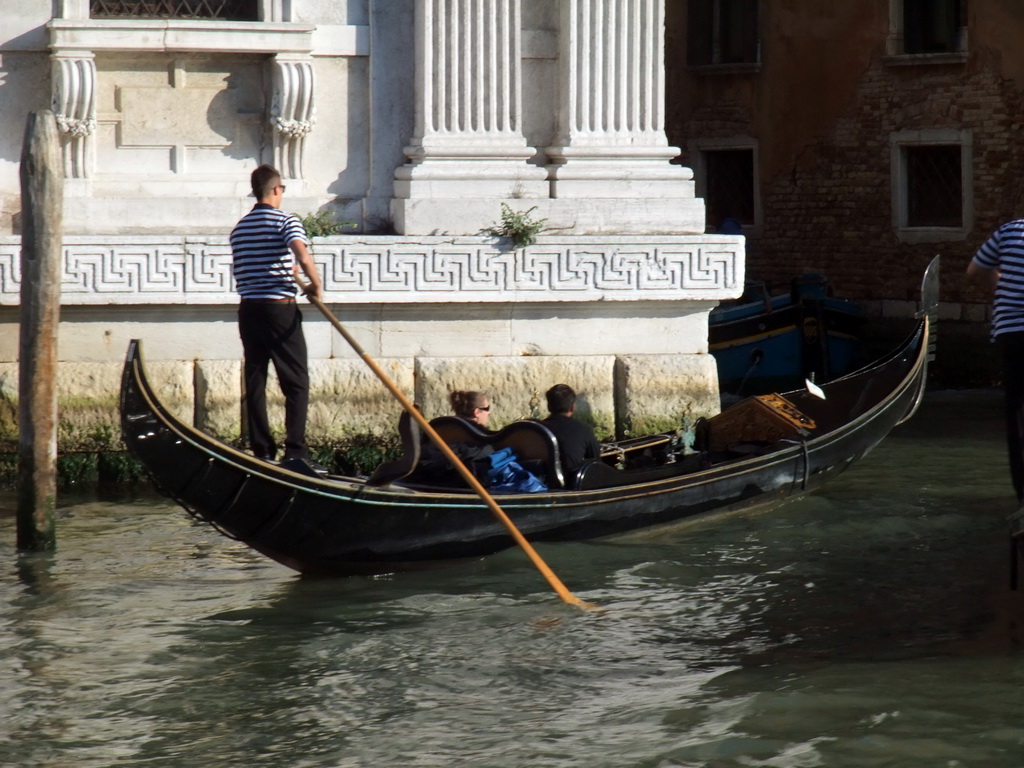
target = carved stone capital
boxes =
[270,55,316,179]
[51,54,96,135]
[50,52,97,178]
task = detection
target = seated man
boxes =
[541,384,601,480]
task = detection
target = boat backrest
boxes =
[494,420,565,490]
[428,416,490,446]
[367,410,422,486]
[427,416,565,489]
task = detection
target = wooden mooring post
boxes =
[17,110,63,550]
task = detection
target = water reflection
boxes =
[0,392,1022,766]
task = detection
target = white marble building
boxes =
[0,0,743,449]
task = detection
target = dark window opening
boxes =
[687,0,759,66]
[90,0,258,20]
[905,145,962,227]
[703,149,755,230]
[903,0,965,55]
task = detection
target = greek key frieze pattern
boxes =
[0,246,20,293]
[0,238,740,305]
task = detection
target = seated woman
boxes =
[449,390,493,430]
[409,390,537,492]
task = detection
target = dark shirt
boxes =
[542,413,601,480]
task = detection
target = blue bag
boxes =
[486,447,547,493]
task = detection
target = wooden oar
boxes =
[296,278,596,610]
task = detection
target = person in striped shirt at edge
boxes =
[968,220,1024,523]
[230,164,324,468]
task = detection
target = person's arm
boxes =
[966,258,999,293]
[969,228,1004,293]
[290,239,323,301]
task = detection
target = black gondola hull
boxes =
[120,309,931,575]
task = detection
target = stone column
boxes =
[366,0,416,230]
[392,0,547,235]
[545,0,704,232]
[51,52,96,180]
[270,54,316,184]
[262,0,287,21]
[56,0,88,19]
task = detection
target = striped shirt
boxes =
[973,218,1024,339]
[229,204,310,300]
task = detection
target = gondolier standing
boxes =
[968,220,1024,518]
[230,164,323,462]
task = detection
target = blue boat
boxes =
[709,274,865,396]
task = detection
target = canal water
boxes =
[1,391,1022,768]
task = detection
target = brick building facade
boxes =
[665,0,1024,384]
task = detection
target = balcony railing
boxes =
[89,0,258,21]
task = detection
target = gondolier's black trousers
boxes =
[238,300,309,462]
[1000,331,1024,503]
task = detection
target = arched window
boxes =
[89,0,258,21]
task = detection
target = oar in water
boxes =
[295,278,597,611]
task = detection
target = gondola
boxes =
[120,257,939,577]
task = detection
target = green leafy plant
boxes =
[97,452,147,485]
[312,433,402,477]
[295,210,355,237]
[0,453,15,489]
[483,203,547,249]
[56,452,99,487]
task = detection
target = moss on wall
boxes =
[0,431,404,491]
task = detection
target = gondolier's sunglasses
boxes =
[477,405,491,412]
[273,184,287,193]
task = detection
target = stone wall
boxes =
[0,0,742,460]
[0,1,380,236]
[0,350,720,454]
[0,232,741,453]
[3,1,705,239]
